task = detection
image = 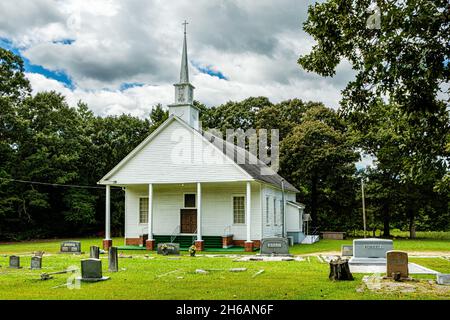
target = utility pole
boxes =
[361,178,366,238]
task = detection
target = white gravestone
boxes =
[349,238,393,265]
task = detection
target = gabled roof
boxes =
[99,115,299,192]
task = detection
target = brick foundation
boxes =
[233,240,261,248]
[102,239,112,251]
[194,240,204,251]
[244,241,254,252]
[125,235,148,246]
[222,235,234,248]
[146,239,155,251]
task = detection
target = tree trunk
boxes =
[383,204,390,237]
[409,209,416,239]
[311,173,318,226]
[329,258,353,281]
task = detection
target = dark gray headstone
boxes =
[30,256,42,270]
[60,241,82,254]
[157,243,180,255]
[260,238,290,255]
[90,246,100,259]
[108,247,118,272]
[9,255,21,269]
[80,258,109,282]
[341,245,353,257]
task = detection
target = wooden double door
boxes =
[180,209,197,233]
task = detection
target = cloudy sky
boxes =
[0,0,355,117]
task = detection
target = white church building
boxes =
[98,26,305,252]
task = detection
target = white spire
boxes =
[180,20,189,83]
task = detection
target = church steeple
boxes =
[168,20,199,130]
[180,20,189,84]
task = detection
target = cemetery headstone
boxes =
[436,273,450,285]
[108,247,118,272]
[30,256,42,270]
[157,243,180,255]
[341,245,353,257]
[260,238,290,255]
[78,258,109,282]
[60,241,82,254]
[9,255,21,269]
[90,245,100,259]
[386,250,409,279]
[349,238,393,265]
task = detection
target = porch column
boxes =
[103,185,112,250]
[195,182,204,251]
[245,181,253,252]
[146,183,155,250]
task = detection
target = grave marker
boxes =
[157,243,180,255]
[386,250,409,279]
[260,238,290,255]
[30,256,42,270]
[9,255,21,269]
[341,245,353,257]
[90,246,100,259]
[78,258,109,282]
[60,241,82,254]
[108,247,118,272]
[349,238,393,265]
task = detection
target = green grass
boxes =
[0,237,449,300]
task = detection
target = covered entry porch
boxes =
[103,181,261,252]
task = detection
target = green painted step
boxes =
[153,235,223,248]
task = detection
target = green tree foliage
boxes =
[280,105,359,229]
[298,0,449,114]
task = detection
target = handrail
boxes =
[192,228,197,245]
[223,225,231,237]
[170,225,180,243]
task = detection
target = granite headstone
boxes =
[386,250,409,279]
[108,247,118,272]
[260,238,290,255]
[341,245,353,257]
[9,255,21,269]
[349,238,393,265]
[90,246,100,259]
[30,256,42,270]
[60,241,82,254]
[79,258,109,282]
[157,243,180,255]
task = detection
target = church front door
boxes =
[180,209,197,233]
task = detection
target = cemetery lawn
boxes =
[0,237,449,300]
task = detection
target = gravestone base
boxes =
[436,274,450,285]
[348,257,387,265]
[76,276,110,282]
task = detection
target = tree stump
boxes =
[329,257,354,281]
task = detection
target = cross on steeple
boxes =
[182,20,189,34]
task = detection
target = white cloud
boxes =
[4,0,355,116]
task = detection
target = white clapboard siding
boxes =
[124,182,261,240]
[104,118,251,184]
[286,203,301,232]
[261,185,296,238]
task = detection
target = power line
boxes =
[0,177,107,189]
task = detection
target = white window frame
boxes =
[232,194,246,225]
[139,197,148,225]
[273,197,277,226]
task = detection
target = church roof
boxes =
[200,127,299,193]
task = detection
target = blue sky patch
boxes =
[0,37,74,89]
[119,82,145,91]
[52,39,76,45]
[192,61,228,80]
